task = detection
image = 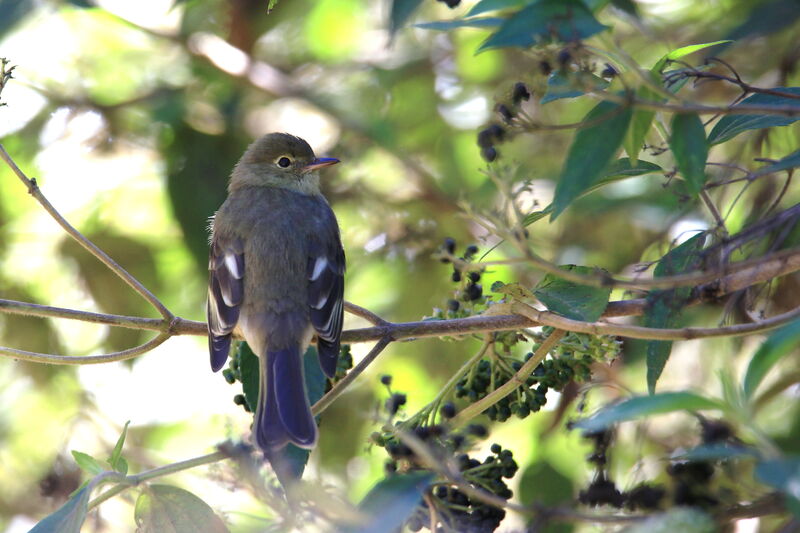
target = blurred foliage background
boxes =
[0,0,799,531]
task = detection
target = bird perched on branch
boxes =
[207,133,344,451]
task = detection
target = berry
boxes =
[465,283,483,301]
[443,237,456,254]
[467,424,488,437]
[468,271,481,283]
[601,63,617,78]
[481,146,497,162]
[385,393,407,414]
[380,374,392,386]
[557,48,571,67]
[451,270,462,282]
[539,60,553,75]
[465,245,479,257]
[495,103,514,122]
[512,82,531,103]
[233,394,246,406]
[440,402,457,419]
[490,443,502,454]
[447,299,460,312]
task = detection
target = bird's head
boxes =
[229,133,339,194]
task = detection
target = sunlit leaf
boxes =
[755,457,800,518]
[752,149,800,177]
[28,485,91,533]
[390,0,424,35]
[652,40,732,73]
[707,87,800,145]
[743,318,800,399]
[134,484,230,533]
[574,392,723,432]
[71,451,104,476]
[643,233,706,393]
[345,472,434,533]
[533,265,612,322]
[669,113,708,195]
[551,101,632,219]
[478,0,608,52]
[467,0,528,17]
[107,421,130,475]
[541,71,609,104]
[415,17,503,30]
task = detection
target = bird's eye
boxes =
[277,156,292,168]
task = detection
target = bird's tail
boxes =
[254,345,318,451]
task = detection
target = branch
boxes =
[0,143,173,320]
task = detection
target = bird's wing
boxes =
[307,235,345,378]
[207,235,244,372]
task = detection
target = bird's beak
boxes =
[303,157,340,172]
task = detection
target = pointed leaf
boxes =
[669,113,708,195]
[643,234,706,393]
[28,485,91,533]
[107,421,130,474]
[345,472,434,533]
[533,265,612,322]
[134,484,230,533]
[523,158,660,226]
[467,0,528,16]
[478,0,608,52]
[743,318,800,399]
[753,149,800,177]
[71,451,105,476]
[574,392,723,432]
[652,40,732,73]
[389,0,424,35]
[415,17,503,30]
[707,87,800,145]
[551,101,633,219]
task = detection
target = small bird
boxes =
[207,133,344,451]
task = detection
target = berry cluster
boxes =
[326,344,353,390]
[575,419,737,511]
[454,347,595,422]
[375,378,516,531]
[432,238,485,319]
[476,81,531,162]
[406,444,516,532]
[222,344,252,413]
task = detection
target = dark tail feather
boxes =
[317,338,340,378]
[254,346,318,451]
[209,334,231,372]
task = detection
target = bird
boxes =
[206,133,344,451]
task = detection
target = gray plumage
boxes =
[207,133,344,450]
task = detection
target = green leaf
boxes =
[533,265,612,321]
[389,0,424,35]
[743,318,800,399]
[643,234,706,393]
[652,40,732,73]
[574,392,723,432]
[107,421,130,475]
[755,457,800,518]
[134,484,230,533]
[345,472,434,533]
[753,149,800,177]
[238,342,260,412]
[467,0,528,16]
[707,87,800,145]
[478,0,608,52]
[415,17,503,30]
[492,281,536,301]
[669,113,708,195]
[522,158,661,226]
[671,443,760,462]
[551,101,633,219]
[28,485,91,533]
[541,71,609,104]
[71,451,105,476]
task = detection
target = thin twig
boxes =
[312,336,392,416]
[0,143,173,320]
